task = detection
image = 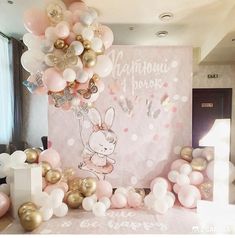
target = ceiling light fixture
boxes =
[159,12,174,21]
[156,31,168,38]
[7,0,14,4]
[129,26,134,31]
[232,38,235,42]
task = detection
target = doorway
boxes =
[192,88,232,148]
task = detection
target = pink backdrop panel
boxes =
[48,45,192,187]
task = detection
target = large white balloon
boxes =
[152,199,169,214]
[10,151,26,165]
[40,207,53,221]
[82,197,95,211]
[92,202,106,217]
[152,182,167,199]
[0,184,10,196]
[53,203,68,217]
[99,197,111,209]
[23,33,42,49]
[92,55,113,78]
[0,154,11,178]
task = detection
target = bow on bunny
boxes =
[93,123,109,132]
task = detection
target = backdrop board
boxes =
[48,46,192,187]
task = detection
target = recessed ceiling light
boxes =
[129,26,134,31]
[232,38,235,41]
[159,12,174,21]
[156,31,168,37]
[7,0,13,4]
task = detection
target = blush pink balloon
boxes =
[44,182,68,194]
[173,184,181,194]
[178,185,201,208]
[42,68,66,92]
[96,180,113,199]
[127,192,142,208]
[99,25,114,49]
[38,148,61,168]
[65,32,76,45]
[171,159,189,171]
[0,192,10,218]
[42,177,47,190]
[23,8,50,36]
[189,171,204,185]
[150,177,172,191]
[68,2,88,13]
[206,161,214,181]
[111,193,127,209]
[55,21,70,39]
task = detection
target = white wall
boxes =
[22,64,235,163]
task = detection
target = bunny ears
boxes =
[88,107,115,130]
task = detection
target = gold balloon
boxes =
[20,210,42,231]
[45,169,62,184]
[80,177,97,197]
[180,146,193,162]
[83,40,91,50]
[54,39,65,49]
[191,157,208,171]
[82,50,97,68]
[92,74,100,83]
[24,148,39,164]
[199,181,213,200]
[135,188,146,200]
[96,45,105,55]
[40,161,52,177]
[62,168,76,183]
[76,34,83,42]
[66,190,84,209]
[18,202,37,218]
[63,44,69,51]
[68,177,83,191]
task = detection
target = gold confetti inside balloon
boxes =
[62,167,76,182]
[82,50,97,68]
[96,45,105,55]
[68,177,83,191]
[80,177,97,197]
[18,202,38,218]
[45,169,62,184]
[199,181,213,200]
[54,39,65,49]
[20,210,42,231]
[191,157,208,171]
[41,161,52,177]
[66,190,84,209]
[180,146,193,162]
[135,188,145,200]
[92,74,100,83]
[24,148,39,164]
[47,3,63,24]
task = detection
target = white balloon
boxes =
[71,41,84,56]
[90,194,98,202]
[23,33,42,49]
[41,39,54,53]
[63,68,76,82]
[45,27,58,42]
[82,27,94,41]
[152,199,169,214]
[176,174,190,186]
[53,203,68,217]
[92,55,113,78]
[88,8,98,20]
[165,193,175,208]
[80,11,94,26]
[99,197,111,209]
[40,207,53,221]
[72,22,84,35]
[153,182,167,199]
[0,184,10,196]
[32,192,50,208]
[50,188,64,200]
[192,148,203,158]
[92,202,106,217]
[201,147,214,161]
[144,193,156,209]
[11,151,26,164]
[82,197,95,211]
[76,69,89,83]
[168,170,180,183]
[91,37,103,52]
[179,164,192,175]
[114,187,128,197]
[0,154,11,178]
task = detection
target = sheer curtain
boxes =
[0,35,14,144]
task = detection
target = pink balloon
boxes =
[178,185,201,208]
[150,177,172,191]
[44,182,68,194]
[111,193,127,209]
[23,8,50,36]
[127,192,142,208]
[0,192,10,218]
[96,180,113,199]
[189,171,204,185]
[38,148,61,168]
[99,25,114,49]
[171,159,188,171]
[68,2,88,13]
[42,68,66,92]
[42,177,47,190]
[65,32,76,45]
[63,0,79,7]
[55,21,70,39]
[206,161,214,181]
[173,184,181,194]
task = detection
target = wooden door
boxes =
[192,88,232,148]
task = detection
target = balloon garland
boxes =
[21,0,114,108]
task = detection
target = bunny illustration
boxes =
[78,107,117,180]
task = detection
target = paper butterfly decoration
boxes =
[50,87,74,107]
[161,93,174,112]
[72,102,89,119]
[118,96,134,116]
[146,99,160,119]
[47,45,78,71]
[23,72,44,93]
[77,78,98,99]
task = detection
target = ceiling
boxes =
[1,0,235,64]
